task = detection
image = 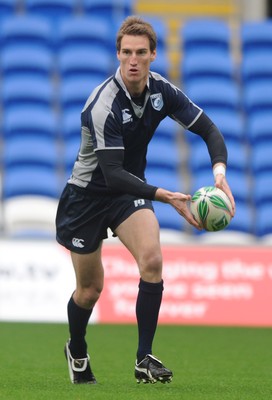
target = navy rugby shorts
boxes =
[56,183,154,254]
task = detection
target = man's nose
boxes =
[130,53,137,63]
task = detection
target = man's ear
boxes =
[150,50,157,62]
[117,51,120,61]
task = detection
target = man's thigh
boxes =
[115,208,162,264]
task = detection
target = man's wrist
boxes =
[213,165,226,179]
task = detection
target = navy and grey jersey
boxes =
[68,67,203,194]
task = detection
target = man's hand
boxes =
[214,174,236,218]
[154,188,202,230]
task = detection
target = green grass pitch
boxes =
[1,322,271,400]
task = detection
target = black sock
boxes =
[67,295,93,358]
[136,278,164,363]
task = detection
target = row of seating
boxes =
[0,13,272,241]
[179,18,272,240]
[0,0,134,25]
[3,162,272,238]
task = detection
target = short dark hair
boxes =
[116,16,157,52]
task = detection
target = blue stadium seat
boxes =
[146,137,179,171]
[226,140,249,173]
[3,136,59,170]
[182,52,236,83]
[152,201,185,231]
[184,110,245,144]
[61,109,81,139]
[224,201,255,235]
[58,46,112,81]
[252,141,272,174]
[253,172,272,206]
[63,136,81,174]
[155,117,179,141]
[3,166,61,199]
[220,170,251,204]
[0,0,17,23]
[255,203,272,236]
[243,80,272,114]
[60,76,103,113]
[151,51,170,78]
[188,140,248,174]
[187,141,211,173]
[185,78,241,112]
[0,15,53,50]
[57,15,112,52]
[25,0,77,28]
[247,110,272,144]
[2,76,55,112]
[3,106,58,138]
[145,168,183,193]
[242,52,272,84]
[204,108,245,143]
[1,46,55,79]
[82,0,133,20]
[181,18,231,56]
[241,20,272,57]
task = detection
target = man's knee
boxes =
[75,284,103,309]
[139,251,163,281]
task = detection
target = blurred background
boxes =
[0,0,272,325]
[0,0,272,244]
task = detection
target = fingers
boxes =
[172,199,203,230]
[215,177,236,217]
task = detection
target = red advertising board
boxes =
[98,245,272,326]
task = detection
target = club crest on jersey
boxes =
[150,93,163,111]
[122,108,133,124]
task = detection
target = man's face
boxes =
[117,34,156,90]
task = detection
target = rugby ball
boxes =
[190,186,232,232]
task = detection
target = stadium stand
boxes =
[184,78,241,112]
[188,140,249,175]
[82,0,133,20]
[253,173,272,208]
[241,20,272,57]
[0,0,18,24]
[2,135,59,170]
[63,135,80,179]
[24,0,77,28]
[247,111,272,144]
[145,168,183,194]
[182,52,236,84]
[0,1,271,240]
[1,46,55,79]
[61,109,81,140]
[59,75,102,113]
[147,137,180,171]
[153,117,178,141]
[2,166,61,199]
[58,46,112,81]
[2,107,59,139]
[251,142,272,175]
[57,15,113,52]
[2,76,55,112]
[181,18,232,57]
[255,203,272,237]
[0,14,53,50]
[2,195,59,238]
